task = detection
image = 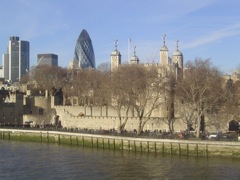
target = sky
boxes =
[0,0,240,74]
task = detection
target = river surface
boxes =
[0,140,239,180]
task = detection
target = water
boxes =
[0,140,239,180]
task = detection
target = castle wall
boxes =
[56,105,144,118]
[0,94,24,124]
[0,104,18,123]
[54,105,186,132]
[23,110,56,126]
[22,96,230,133]
[23,96,56,126]
[54,103,229,133]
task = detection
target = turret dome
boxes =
[111,39,121,56]
[172,49,182,56]
[130,55,139,61]
[130,46,140,64]
[111,49,121,56]
[173,40,183,56]
[160,45,168,51]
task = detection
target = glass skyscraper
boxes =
[37,53,58,67]
[2,36,29,82]
[73,29,95,69]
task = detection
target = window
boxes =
[39,108,43,114]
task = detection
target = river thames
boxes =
[0,140,239,179]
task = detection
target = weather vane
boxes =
[114,39,118,50]
[163,34,166,46]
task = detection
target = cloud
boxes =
[142,0,217,24]
[183,23,240,49]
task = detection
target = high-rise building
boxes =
[73,29,95,69]
[2,36,29,82]
[37,53,58,67]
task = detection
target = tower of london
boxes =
[110,34,183,79]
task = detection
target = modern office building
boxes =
[2,36,29,82]
[37,53,58,67]
[73,29,95,69]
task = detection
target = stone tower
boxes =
[172,40,183,69]
[130,46,139,64]
[111,39,121,71]
[160,34,169,65]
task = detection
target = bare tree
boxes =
[111,65,166,135]
[223,79,240,120]
[97,62,110,72]
[132,65,167,135]
[70,69,94,106]
[175,101,197,131]
[91,70,111,107]
[32,65,67,96]
[162,75,177,133]
[110,65,133,133]
[175,58,226,138]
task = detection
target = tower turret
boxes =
[130,46,139,64]
[160,34,169,65]
[172,40,183,69]
[111,39,121,71]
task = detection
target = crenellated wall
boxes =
[54,105,185,132]
[22,95,230,133]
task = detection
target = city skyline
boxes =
[0,0,240,74]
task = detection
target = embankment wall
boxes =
[1,129,239,158]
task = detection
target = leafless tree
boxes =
[175,101,197,131]
[97,62,110,72]
[64,69,111,115]
[161,74,177,133]
[175,58,226,138]
[31,65,67,96]
[219,78,240,123]
[111,65,166,135]
[70,69,94,106]
[91,70,111,107]
[110,65,133,133]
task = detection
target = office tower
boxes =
[2,36,29,82]
[37,53,58,67]
[73,29,95,69]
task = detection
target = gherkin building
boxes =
[73,29,95,69]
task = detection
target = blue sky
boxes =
[0,0,240,74]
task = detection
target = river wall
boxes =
[1,129,239,158]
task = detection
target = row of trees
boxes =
[21,58,240,137]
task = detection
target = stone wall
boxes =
[23,95,230,133]
[1,129,239,158]
[55,105,186,132]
